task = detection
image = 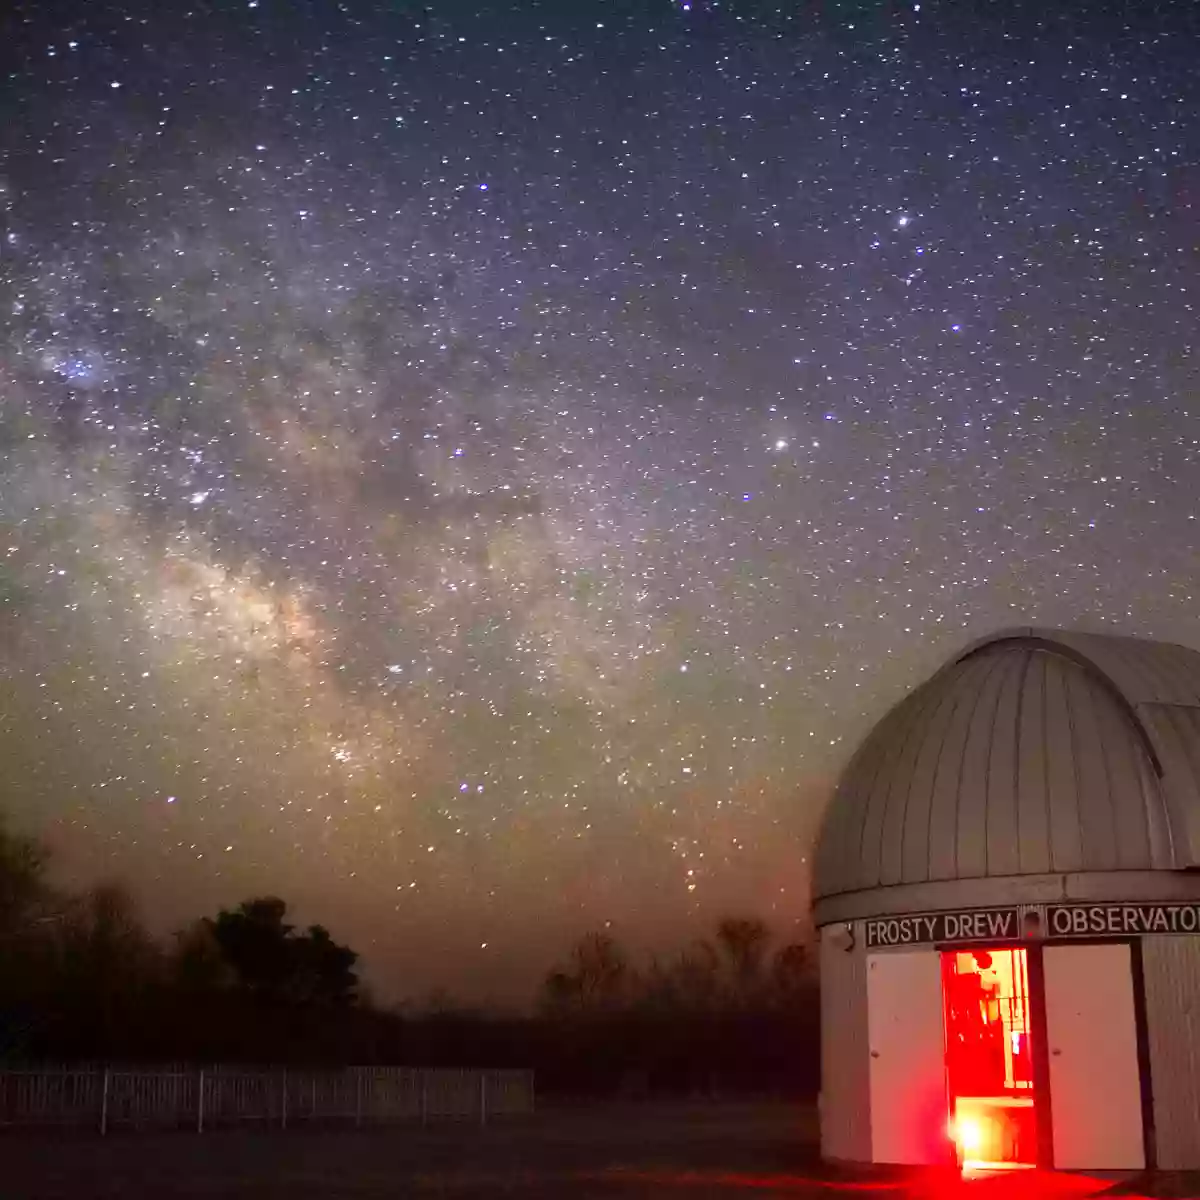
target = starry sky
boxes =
[1,0,1198,1002]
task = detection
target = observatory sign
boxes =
[1046,902,1200,937]
[862,902,1200,948]
[864,908,1020,948]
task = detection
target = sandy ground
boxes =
[0,1102,1192,1199]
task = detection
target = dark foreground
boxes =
[1,1102,1194,1199]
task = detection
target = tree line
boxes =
[0,819,818,1097]
[533,919,818,1097]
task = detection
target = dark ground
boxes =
[0,1102,1194,1199]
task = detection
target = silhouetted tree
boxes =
[291,923,359,1006]
[171,918,234,993]
[769,941,811,1006]
[542,930,631,1014]
[0,821,55,1060]
[662,939,723,1013]
[206,896,359,1008]
[540,969,580,1015]
[207,897,296,1003]
[715,917,770,998]
[0,817,47,936]
[50,884,163,1054]
[571,931,629,1008]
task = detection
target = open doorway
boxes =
[942,947,1037,1170]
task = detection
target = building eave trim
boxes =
[813,870,1200,927]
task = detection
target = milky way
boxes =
[1,0,1198,999]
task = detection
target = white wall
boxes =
[1141,936,1200,1169]
[818,924,870,1162]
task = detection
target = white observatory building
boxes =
[812,628,1200,1173]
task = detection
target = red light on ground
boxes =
[950,1115,986,1156]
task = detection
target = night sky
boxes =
[1,0,1198,1001]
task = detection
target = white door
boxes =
[867,949,948,1165]
[1043,943,1145,1169]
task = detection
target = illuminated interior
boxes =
[942,947,1037,1169]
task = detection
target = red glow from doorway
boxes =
[943,947,1037,1169]
[587,1165,1142,1196]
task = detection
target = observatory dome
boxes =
[814,628,1200,911]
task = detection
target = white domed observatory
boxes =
[812,628,1200,1174]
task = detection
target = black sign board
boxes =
[864,908,1021,948]
[1046,903,1200,938]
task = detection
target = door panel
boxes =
[866,949,948,1164]
[1043,943,1145,1170]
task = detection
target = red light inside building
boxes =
[942,947,1037,1170]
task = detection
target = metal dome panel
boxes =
[813,629,1200,902]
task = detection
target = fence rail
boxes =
[0,1066,535,1133]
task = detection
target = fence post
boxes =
[479,1073,487,1127]
[99,1068,110,1136]
[420,1072,428,1126]
[197,1069,205,1134]
[280,1069,288,1131]
[355,1069,363,1128]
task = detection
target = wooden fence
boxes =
[0,1066,535,1133]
